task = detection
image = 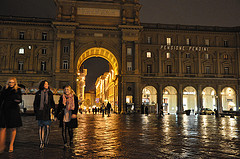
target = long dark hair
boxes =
[38,80,50,90]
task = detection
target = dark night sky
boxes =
[1,0,240,91]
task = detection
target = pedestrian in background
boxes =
[33,80,55,149]
[107,102,111,117]
[0,77,22,153]
[57,85,78,148]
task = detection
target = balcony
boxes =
[143,73,156,77]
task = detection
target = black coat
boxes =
[57,95,78,128]
[0,87,22,128]
[33,90,55,121]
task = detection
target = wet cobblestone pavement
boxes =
[1,114,240,158]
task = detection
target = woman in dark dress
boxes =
[57,85,78,148]
[33,80,55,149]
[0,77,22,153]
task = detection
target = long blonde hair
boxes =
[6,77,19,91]
[64,85,75,95]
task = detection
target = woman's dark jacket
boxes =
[57,95,78,128]
[33,90,55,121]
[0,86,22,128]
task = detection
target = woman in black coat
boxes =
[33,80,55,149]
[57,85,78,148]
[0,77,22,153]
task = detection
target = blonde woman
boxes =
[57,85,78,148]
[0,77,22,153]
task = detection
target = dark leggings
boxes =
[62,122,73,144]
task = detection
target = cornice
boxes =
[78,25,118,30]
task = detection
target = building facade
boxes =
[0,0,240,114]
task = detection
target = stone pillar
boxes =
[134,42,139,74]
[217,51,220,77]
[197,85,202,113]
[236,88,239,111]
[177,84,183,113]
[122,41,126,74]
[121,82,127,113]
[217,85,222,113]
[6,44,11,70]
[28,45,34,71]
[158,49,162,76]
[157,84,163,115]
[178,51,182,76]
[198,51,201,76]
[134,82,140,113]
[70,40,74,73]
[56,39,61,72]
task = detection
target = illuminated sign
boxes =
[160,45,209,52]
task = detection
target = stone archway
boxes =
[76,47,119,112]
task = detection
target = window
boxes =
[224,67,229,74]
[224,40,228,47]
[146,51,151,58]
[127,62,132,71]
[205,39,210,46]
[147,64,152,73]
[42,33,47,41]
[63,46,69,53]
[19,32,24,40]
[166,52,171,58]
[167,38,171,45]
[186,53,190,58]
[186,38,191,46]
[205,66,210,74]
[18,61,24,70]
[41,61,46,71]
[186,66,191,74]
[127,48,132,56]
[147,37,152,44]
[205,53,209,59]
[223,54,228,60]
[19,48,24,54]
[167,65,172,73]
[42,48,47,54]
[63,60,69,69]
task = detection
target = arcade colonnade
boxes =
[141,84,237,114]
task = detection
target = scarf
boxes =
[40,89,48,110]
[62,94,75,111]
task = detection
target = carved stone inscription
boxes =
[77,8,120,17]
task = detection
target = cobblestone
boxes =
[1,114,240,158]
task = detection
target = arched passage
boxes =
[202,87,217,111]
[183,86,197,112]
[221,87,236,111]
[76,47,119,113]
[163,86,177,114]
[142,86,157,114]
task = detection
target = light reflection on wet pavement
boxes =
[1,114,240,158]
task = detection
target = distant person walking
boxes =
[33,80,56,149]
[57,85,78,148]
[107,102,111,117]
[0,77,22,153]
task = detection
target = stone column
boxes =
[70,40,74,73]
[197,85,202,113]
[178,51,182,76]
[217,51,220,77]
[134,42,139,74]
[6,44,11,70]
[198,51,201,76]
[158,49,162,76]
[157,84,163,115]
[177,84,183,113]
[28,45,34,71]
[134,82,140,113]
[56,39,61,72]
[217,85,222,113]
[121,82,127,113]
[121,41,126,74]
[236,88,239,111]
